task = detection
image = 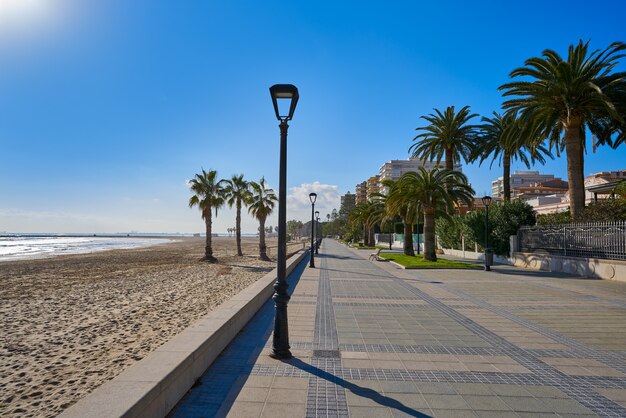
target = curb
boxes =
[60,250,308,418]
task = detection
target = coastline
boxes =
[0,237,280,418]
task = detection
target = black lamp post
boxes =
[309,192,317,268]
[269,84,299,359]
[481,195,492,271]
[315,211,320,254]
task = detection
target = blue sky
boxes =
[1,0,625,233]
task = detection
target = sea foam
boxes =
[0,236,172,261]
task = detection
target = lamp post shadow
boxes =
[283,357,432,418]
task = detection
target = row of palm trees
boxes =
[410,40,625,219]
[348,40,625,261]
[188,169,277,263]
[350,168,474,262]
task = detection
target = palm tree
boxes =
[348,202,371,246]
[397,168,474,262]
[188,169,225,263]
[500,40,626,219]
[384,179,419,256]
[474,112,552,200]
[248,177,277,261]
[367,193,394,250]
[410,106,479,170]
[224,174,252,256]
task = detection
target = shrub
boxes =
[581,199,626,221]
[464,200,536,256]
[436,216,463,250]
[537,198,626,224]
[537,210,571,225]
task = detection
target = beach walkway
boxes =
[170,239,626,417]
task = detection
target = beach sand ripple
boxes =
[0,237,283,417]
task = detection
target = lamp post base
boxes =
[271,283,291,359]
[269,349,293,359]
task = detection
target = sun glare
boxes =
[0,0,51,28]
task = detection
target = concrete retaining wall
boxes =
[60,250,308,418]
[511,252,626,282]
[441,248,512,265]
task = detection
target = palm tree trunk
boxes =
[403,221,415,256]
[503,153,511,200]
[368,225,375,247]
[564,124,585,220]
[259,217,270,261]
[445,147,454,171]
[204,207,216,262]
[236,200,243,256]
[423,208,437,262]
[363,223,369,246]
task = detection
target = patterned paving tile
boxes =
[306,255,349,417]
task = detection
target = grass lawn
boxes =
[349,242,387,250]
[380,253,481,269]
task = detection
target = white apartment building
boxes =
[491,170,557,198]
[379,157,461,183]
[357,157,465,201]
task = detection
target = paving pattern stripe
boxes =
[307,251,349,418]
[320,294,420,300]
[342,244,626,417]
[507,305,626,311]
[288,342,503,355]
[250,364,626,388]
[290,341,626,362]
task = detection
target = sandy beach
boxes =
[0,237,300,417]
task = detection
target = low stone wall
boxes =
[441,248,511,265]
[60,250,308,418]
[511,252,626,282]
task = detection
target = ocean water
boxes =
[0,236,173,261]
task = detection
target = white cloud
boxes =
[286,182,341,223]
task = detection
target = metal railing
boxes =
[518,221,626,261]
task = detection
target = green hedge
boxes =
[437,200,536,256]
[436,216,463,250]
[537,198,626,224]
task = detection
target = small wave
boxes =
[0,236,172,261]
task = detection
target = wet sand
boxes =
[0,237,298,417]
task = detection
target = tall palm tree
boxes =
[384,179,419,256]
[410,106,479,170]
[248,177,277,261]
[500,40,626,219]
[397,168,474,262]
[188,169,225,263]
[224,174,252,256]
[474,112,552,200]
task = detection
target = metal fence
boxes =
[518,221,626,261]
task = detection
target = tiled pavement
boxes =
[170,240,626,417]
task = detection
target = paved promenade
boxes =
[171,239,626,417]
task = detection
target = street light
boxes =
[481,195,493,271]
[269,84,299,359]
[315,211,320,254]
[309,193,317,268]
